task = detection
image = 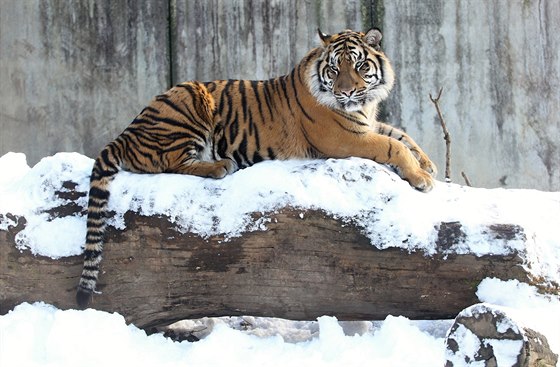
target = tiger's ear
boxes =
[318,28,331,46]
[364,28,383,50]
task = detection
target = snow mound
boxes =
[0,302,446,367]
[1,152,559,283]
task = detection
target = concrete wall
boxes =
[382,0,560,190]
[171,0,369,81]
[1,1,558,190]
[0,1,170,164]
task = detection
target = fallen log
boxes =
[1,201,531,330]
[445,303,558,367]
[2,154,558,331]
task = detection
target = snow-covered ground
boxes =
[1,279,558,367]
[1,152,559,366]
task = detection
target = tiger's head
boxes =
[308,29,395,112]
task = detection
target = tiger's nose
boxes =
[339,88,355,97]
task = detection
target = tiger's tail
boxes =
[76,144,122,309]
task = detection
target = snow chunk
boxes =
[15,216,86,258]
[477,278,560,356]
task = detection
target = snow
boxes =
[1,152,559,284]
[1,152,560,366]
[0,303,448,367]
[2,279,558,367]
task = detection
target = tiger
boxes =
[76,28,437,308]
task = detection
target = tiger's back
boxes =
[76,28,437,308]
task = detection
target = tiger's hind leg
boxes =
[376,122,437,177]
[169,157,238,179]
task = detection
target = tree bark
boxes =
[0,191,535,330]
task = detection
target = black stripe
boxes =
[248,109,254,136]
[267,147,276,160]
[133,134,166,152]
[161,140,197,154]
[217,135,228,158]
[232,151,244,168]
[315,60,323,86]
[239,81,248,124]
[250,81,266,123]
[119,136,146,170]
[85,237,103,244]
[388,140,393,159]
[334,119,366,135]
[229,111,239,143]
[375,54,385,84]
[332,110,368,127]
[356,111,367,119]
[89,187,109,201]
[218,82,229,114]
[253,122,260,151]
[162,131,192,140]
[262,80,274,117]
[83,249,102,260]
[279,77,293,111]
[238,131,250,165]
[140,106,159,115]
[144,114,207,142]
[253,151,264,163]
[80,274,98,281]
[272,78,283,105]
[85,222,104,231]
[300,126,326,157]
[98,149,119,173]
[156,96,197,123]
[86,210,105,220]
[291,69,314,123]
[124,133,162,155]
[205,81,217,92]
[224,88,235,131]
[157,88,204,127]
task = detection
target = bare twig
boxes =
[461,171,472,187]
[429,87,451,182]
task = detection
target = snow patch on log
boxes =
[1,152,559,284]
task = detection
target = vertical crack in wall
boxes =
[360,0,373,30]
[371,0,384,31]
[370,0,390,122]
[167,0,177,88]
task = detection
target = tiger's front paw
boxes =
[211,158,238,179]
[410,149,437,178]
[419,156,437,177]
[222,158,238,175]
[405,168,434,193]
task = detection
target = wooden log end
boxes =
[445,303,558,367]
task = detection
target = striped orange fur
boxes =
[76,29,436,308]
